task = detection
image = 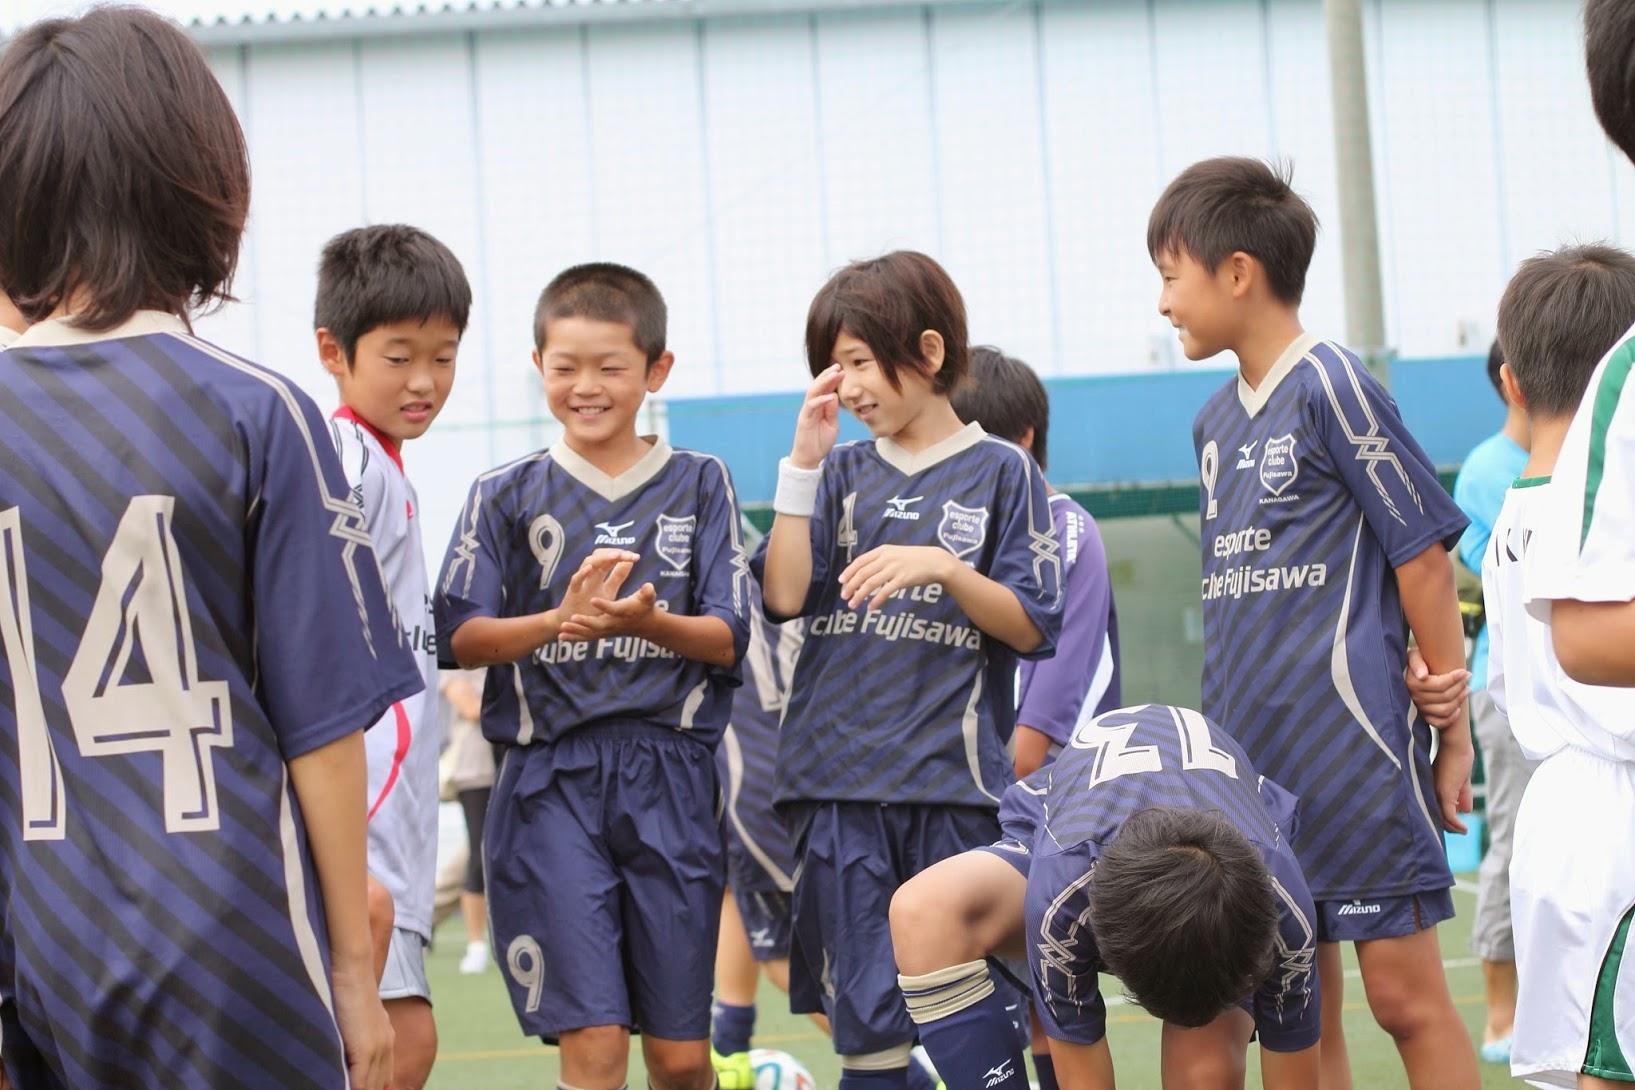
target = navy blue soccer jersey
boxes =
[1191,333,1467,902]
[435,439,751,748]
[1003,704,1319,1052]
[0,313,423,1089]
[718,586,803,892]
[754,422,1063,808]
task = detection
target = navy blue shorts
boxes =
[786,801,1001,1055]
[1315,888,1456,943]
[485,725,725,1042]
[732,888,793,962]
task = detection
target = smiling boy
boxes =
[435,263,751,1090]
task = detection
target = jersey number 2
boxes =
[0,498,234,840]
[1070,705,1237,788]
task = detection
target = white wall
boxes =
[176,0,1623,549]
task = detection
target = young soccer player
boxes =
[756,250,1064,1090]
[435,263,750,1090]
[1481,242,1635,1089]
[1153,157,1478,1089]
[0,10,421,1090]
[1520,0,1635,689]
[951,346,1121,780]
[317,224,472,1090]
[890,703,1320,1090]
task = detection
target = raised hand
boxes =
[555,548,639,627]
[791,364,844,470]
[559,582,661,642]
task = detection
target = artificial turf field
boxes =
[421,875,1524,1089]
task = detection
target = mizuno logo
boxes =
[1236,440,1258,468]
[984,1060,1015,1087]
[883,495,924,520]
[1336,902,1381,916]
[594,520,638,545]
[749,928,773,947]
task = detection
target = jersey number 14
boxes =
[0,497,234,840]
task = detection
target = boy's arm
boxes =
[287,733,394,1090]
[1552,599,1635,686]
[1046,1038,1114,1090]
[1396,544,1475,832]
[762,367,844,618]
[1260,1045,1320,1090]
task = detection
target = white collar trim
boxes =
[548,436,672,502]
[876,421,986,476]
[10,310,189,349]
[1236,331,1321,417]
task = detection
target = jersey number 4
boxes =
[1069,705,1237,788]
[0,497,234,840]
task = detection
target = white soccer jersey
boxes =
[1526,327,1635,608]
[0,326,17,348]
[1486,477,1635,1088]
[330,407,440,940]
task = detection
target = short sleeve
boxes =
[434,473,511,667]
[1249,851,1322,1053]
[329,420,392,541]
[1016,505,1116,742]
[751,456,841,621]
[1305,356,1467,566]
[987,445,1064,660]
[691,457,752,670]
[248,390,424,758]
[1024,845,1108,1046]
[1527,341,1635,605]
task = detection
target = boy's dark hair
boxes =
[1486,340,1505,401]
[535,262,667,363]
[1497,243,1635,417]
[951,346,1051,470]
[1588,0,1635,166]
[315,225,473,361]
[1146,157,1318,306]
[0,6,249,330]
[805,251,969,395]
[1089,807,1279,1028]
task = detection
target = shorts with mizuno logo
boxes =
[1314,889,1455,943]
[733,888,793,963]
[485,724,724,1042]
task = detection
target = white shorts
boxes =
[1511,748,1635,1088]
[379,927,431,1003]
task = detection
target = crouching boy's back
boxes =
[434,262,750,1089]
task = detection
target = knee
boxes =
[1366,981,1442,1042]
[1167,1049,1245,1090]
[888,879,945,973]
[642,1048,714,1090]
[565,1026,629,1085]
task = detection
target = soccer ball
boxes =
[746,1049,817,1090]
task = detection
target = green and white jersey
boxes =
[1527,326,1635,608]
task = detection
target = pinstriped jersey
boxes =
[1001,704,1319,1052]
[329,408,440,940]
[754,423,1064,809]
[718,585,803,892]
[1192,333,1467,901]
[434,439,751,748]
[0,313,423,1089]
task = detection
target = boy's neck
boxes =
[1234,311,1306,391]
[886,395,967,455]
[562,429,655,478]
[1502,403,1531,451]
[1522,414,1571,479]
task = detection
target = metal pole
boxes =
[1324,0,1392,384]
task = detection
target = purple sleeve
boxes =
[987,446,1064,660]
[1016,504,1116,744]
[433,474,510,668]
[692,457,752,669]
[1250,849,1322,1053]
[750,458,839,620]
[1025,844,1108,1046]
[1305,354,1468,566]
[249,390,424,758]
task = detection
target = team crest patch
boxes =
[1259,434,1300,496]
[655,514,696,574]
[937,501,990,561]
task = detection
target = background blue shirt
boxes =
[1452,431,1528,690]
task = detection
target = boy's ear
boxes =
[1225,251,1257,299]
[531,347,545,375]
[645,351,676,393]
[918,329,946,374]
[316,328,349,377]
[1499,361,1527,412]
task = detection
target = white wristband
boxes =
[774,457,823,516]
